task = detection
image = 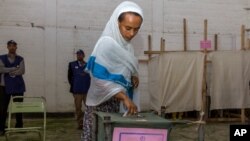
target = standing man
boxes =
[0,40,25,135]
[68,49,91,130]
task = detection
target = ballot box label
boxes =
[230,124,250,141]
[112,127,168,141]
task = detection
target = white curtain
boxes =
[148,52,205,113]
[209,51,250,109]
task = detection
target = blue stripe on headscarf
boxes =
[86,56,133,99]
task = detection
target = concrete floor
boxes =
[0,117,82,141]
[0,116,233,141]
[170,122,229,141]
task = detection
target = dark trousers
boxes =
[0,87,23,131]
[0,86,5,131]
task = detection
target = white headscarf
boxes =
[86,1,143,108]
[102,1,143,51]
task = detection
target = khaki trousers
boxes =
[73,94,87,127]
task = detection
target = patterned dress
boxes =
[80,98,120,141]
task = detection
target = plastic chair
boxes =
[5,96,46,141]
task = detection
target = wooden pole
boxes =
[148,35,152,60]
[204,19,207,40]
[204,20,208,40]
[240,25,246,123]
[214,34,218,51]
[198,19,208,141]
[248,38,250,50]
[241,25,245,50]
[183,18,187,51]
[241,109,246,123]
[202,19,208,117]
[160,37,164,52]
[163,38,166,51]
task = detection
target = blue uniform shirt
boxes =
[68,61,91,94]
[1,55,25,94]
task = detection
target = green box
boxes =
[94,112,172,141]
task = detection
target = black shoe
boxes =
[77,125,83,130]
[0,130,5,136]
[15,123,23,128]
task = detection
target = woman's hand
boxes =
[114,92,137,115]
[131,76,139,88]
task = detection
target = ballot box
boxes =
[93,112,172,141]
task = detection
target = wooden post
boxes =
[160,37,165,52]
[202,19,208,118]
[204,19,208,40]
[163,38,166,51]
[214,34,218,51]
[240,25,246,123]
[241,109,246,123]
[198,19,208,141]
[204,19,207,40]
[241,25,245,50]
[248,38,250,50]
[183,18,187,51]
[148,35,152,60]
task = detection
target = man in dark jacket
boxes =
[0,40,25,135]
[68,49,91,129]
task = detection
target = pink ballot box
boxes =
[93,112,172,141]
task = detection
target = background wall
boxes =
[0,0,249,112]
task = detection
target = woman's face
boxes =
[118,13,142,41]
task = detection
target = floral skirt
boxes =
[80,98,120,141]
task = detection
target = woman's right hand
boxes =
[114,92,137,115]
[122,96,137,115]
